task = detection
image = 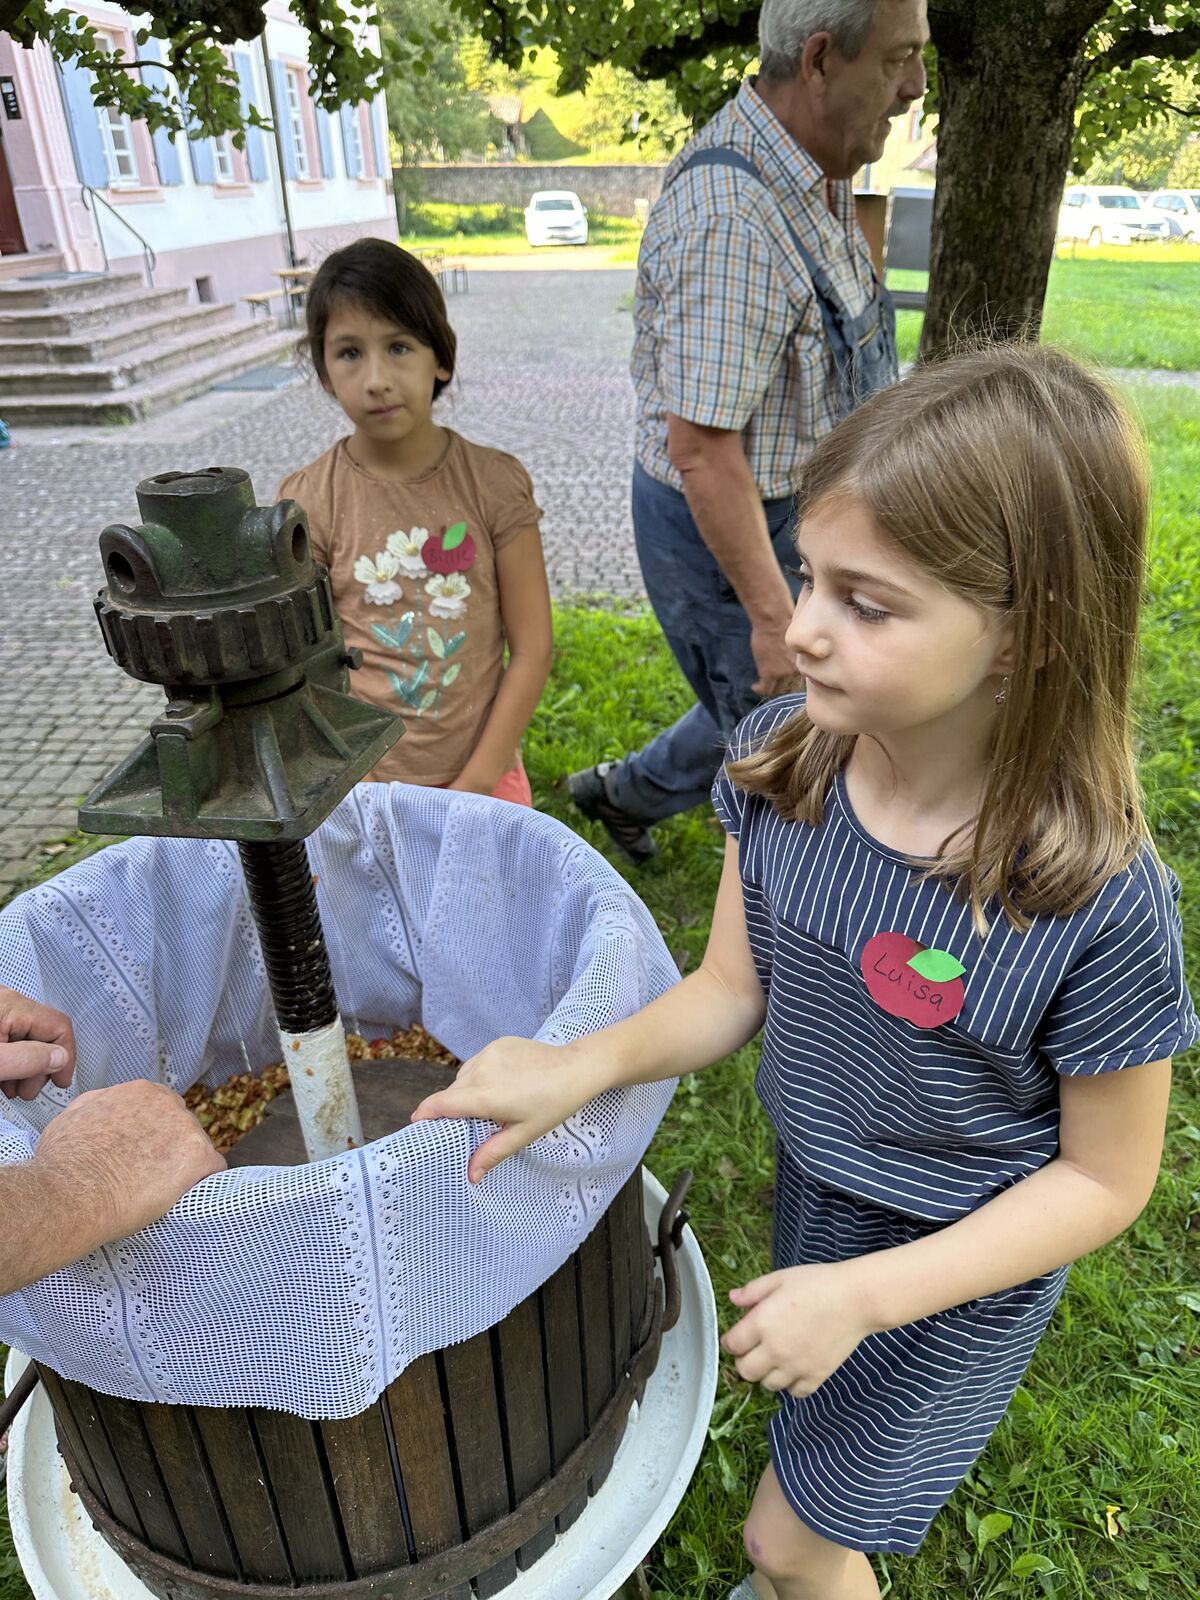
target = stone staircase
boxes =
[0,271,297,426]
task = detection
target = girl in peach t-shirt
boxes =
[278,239,551,804]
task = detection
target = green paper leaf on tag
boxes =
[443,521,467,551]
[906,947,965,983]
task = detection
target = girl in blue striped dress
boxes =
[413,344,1198,1599]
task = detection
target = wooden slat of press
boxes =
[51,1380,148,1544]
[538,1262,588,1533]
[139,1405,241,1578]
[576,1215,616,1495]
[250,1409,351,1582]
[88,1391,190,1564]
[578,1213,615,1429]
[630,1167,651,1350]
[609,1181,634,1382]
[385,1357,471,1600]
[320,1399,410,1576]
[492,1296,555,1570]
[35,1367,105,1508]
[192,1408,293,1583]
[437,1339,517,1597]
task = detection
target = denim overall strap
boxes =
[673,146,898,418]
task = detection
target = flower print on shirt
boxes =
[354,551,404,606]
[425,572,470,620]
[386,526,430,579]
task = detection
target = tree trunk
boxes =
[920,4,1106,359]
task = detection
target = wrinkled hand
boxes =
[721,1263,874,1397]
[749,619,800,700]
[0,986,75,1101]
[35,1081,226,1244]
[411,1036,601,1183]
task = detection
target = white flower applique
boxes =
[353,551,403,606]
[425,572,470,619]
[385,525,430,579]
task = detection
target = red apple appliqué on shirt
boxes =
[860,932,966,1029]
[422,521,477,574]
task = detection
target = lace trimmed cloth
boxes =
[0,784,677,1418]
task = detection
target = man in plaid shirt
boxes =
[570,0,927,863]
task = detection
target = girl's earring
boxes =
[994,675,1009,707]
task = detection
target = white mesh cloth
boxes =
[0,784,677,1418]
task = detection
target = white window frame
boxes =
[92,30,139,187]
[347,107,364,176]
[285,69,310,179]
[213,132,236,183]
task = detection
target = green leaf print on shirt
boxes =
[369,584,468,720]
[372,615,415,651]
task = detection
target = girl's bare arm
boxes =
[450,526,553,794]
[850,1057,1172,1330]
[411,837,766,1180]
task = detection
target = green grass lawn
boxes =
[2,386,1198,1599]
[893,242,1200,372]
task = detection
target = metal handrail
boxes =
[81,186,157,285]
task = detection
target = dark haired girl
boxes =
[279,238,551,802]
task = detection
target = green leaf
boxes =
[1013,1553,1056,1578]
[907,946,966,982]
[444,630,467,656]
[427,627,446,659]
[443,663,461,687]
[418,687,437,711]
[976,1512,1013,1552]
[1176,1290,1200,1312]
[442,520,468,550]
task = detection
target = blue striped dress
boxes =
[711,696,1198,1554]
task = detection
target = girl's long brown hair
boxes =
[728,342,1151,930]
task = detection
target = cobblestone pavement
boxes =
[0,269,638,887]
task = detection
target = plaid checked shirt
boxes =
[632,79,879,501]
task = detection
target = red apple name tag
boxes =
[860,932,966,1029]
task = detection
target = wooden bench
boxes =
[243,290,284,321]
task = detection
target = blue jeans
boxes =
[606,463,798,823]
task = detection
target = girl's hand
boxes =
[721,1262,875,1397]
[410,1036,604,1182]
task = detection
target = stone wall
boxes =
[407,163,668,218]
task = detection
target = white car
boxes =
[524,190,589,247]
[1146,189,1200,239]
[1058,185,1170,245]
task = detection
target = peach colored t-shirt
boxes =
[278,431,542,786]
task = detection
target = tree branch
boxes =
[1089,22,1200,76]
[637,9,759,80]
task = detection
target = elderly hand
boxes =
[34,1080,226,1243]
[0,987,75,1102]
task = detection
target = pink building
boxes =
[0,0,394,303]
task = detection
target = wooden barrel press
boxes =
[34,1058,683,1600]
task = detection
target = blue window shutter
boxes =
[141,39,182,186]
[316,107,335,178]
[188,130,217,184]
[58,53,110,188]
[368,97,385,178]
[339,103,360,177]
[234,51,267,181]
[271,61,298,179]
